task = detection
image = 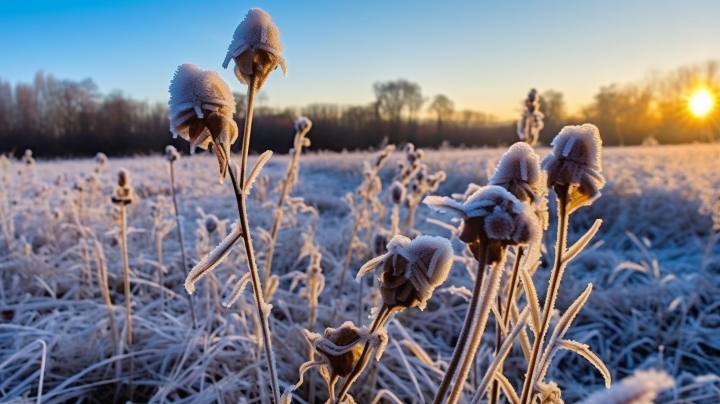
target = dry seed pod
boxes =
[165,145,181,162]
[357,235,454,311]
[390,181,405,204]
[168,63,238,181]
[111,168,133,205]
[294,116,312,134]
[542,124,605,213]
[424,185,540,262]
[222,8,287,89]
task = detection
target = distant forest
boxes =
[0,61,717,158]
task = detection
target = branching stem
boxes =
[227,74,281,404]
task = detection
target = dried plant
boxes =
[263,117,313,295]
[110,168,134,400]
[517,89,544,146]
[172,8,287,402]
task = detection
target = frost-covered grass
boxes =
[1,144,719,403]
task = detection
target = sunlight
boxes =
[689,89,714,118]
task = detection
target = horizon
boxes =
[1,1,719,120]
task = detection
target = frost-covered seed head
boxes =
[95,152,107,167]
[490,142,545,203]
[359,235,454,311]
[23,149,34,165]
[294,116,312,134]
[168,63,238,181]
[317,322,363,378]
[112,168,133,205]
[165,145,181,162]
[205,215,219,234]
[117,169,130,188]
[222,8,287,89]
[390,181,406,204]
[542,124,606,211]
[490,142,549,229]
[424,185,541,261]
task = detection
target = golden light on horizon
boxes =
[688,89,714,118]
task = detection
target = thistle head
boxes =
[168,63,238,181]
[357,235,454,311]
[542,124,605,213]
[222,8,287,89]
[424,185,541,262]
[165,145,180,162]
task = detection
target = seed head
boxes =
[542,124,605,212]
[222,8,287,89]
[111,168,133,205]
[490,142,549,229]
[294,116,312,134]
[168,63,238,181]
[95,152,108,168]
[357,235,454,311]
[390,181,406,204]
[424,185,540,262]
[165,145,181,162]
[316,322,364,378]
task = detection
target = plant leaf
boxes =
[245,150,273,195]
[557,339,612,388]
[563,219,602,264]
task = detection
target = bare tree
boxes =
[428,94,455,137]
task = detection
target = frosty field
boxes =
[1,144,719,403]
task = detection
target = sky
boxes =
[0,0,719,120]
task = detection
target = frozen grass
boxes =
[1,144,719,403]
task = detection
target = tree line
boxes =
[0,61,717,158]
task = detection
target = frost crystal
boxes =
[222,8,287,89]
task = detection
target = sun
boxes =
[688,89,714,118]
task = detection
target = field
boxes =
[1,143,720,403]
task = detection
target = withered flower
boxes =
[168,63,238,181]
[222,8,287,89]
[424,185,540,262]
[357,235,454,312]
[542,124,605,213]
[111,168,133,205]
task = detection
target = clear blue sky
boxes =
[1,0,718,119]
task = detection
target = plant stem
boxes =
[119,203,133,401]
[227,74,281,404]
[519,187,569,404]
[263,133,304,294]
[431,248,488,404]
[446,245,502,404]
[490,246,524,404]
[170,161,197,329]
[334,305,392,404]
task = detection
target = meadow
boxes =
[1,142,719,403]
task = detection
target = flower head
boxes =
[222,8,287,89]
[490,142,549,229]
[542,124,605,212]
[168,63,238,181]
[111,168,133,205]
[357,235,454,311]
[424,185,540,261]
[294,116,312,134]
[165,145,180,162]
